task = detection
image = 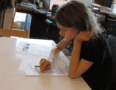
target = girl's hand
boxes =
[39,58,51,72]
[74,31,93,43]
[39,48,59,73]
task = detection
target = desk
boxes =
[16,3,51,38]
[0,37,91,90]
[92,4,116,37]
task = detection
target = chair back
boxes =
[0,29,29,38]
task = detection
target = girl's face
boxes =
[56,22,79,40]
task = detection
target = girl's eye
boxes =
[63,30,67,32]
[60,29,67,32]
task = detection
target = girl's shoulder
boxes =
[81,33,107,57]
[80,33,108,63]
[82,33,106,48]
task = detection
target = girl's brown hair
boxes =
[54,0,105,40]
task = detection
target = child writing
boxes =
[39,0,116,90]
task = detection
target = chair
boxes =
[0,29,29,38]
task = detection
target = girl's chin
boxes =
[65,37,70,40]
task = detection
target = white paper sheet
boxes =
[15,38,70,76]
[16,41,53,56]
[23,54,70,76]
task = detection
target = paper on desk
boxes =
[16,41,53,56]
[15,40,70,76]
[24,53,70,76]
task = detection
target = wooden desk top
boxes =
[0,37,91,90]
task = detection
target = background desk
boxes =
[15,2,51,39]
[0,37,91,90]
[92,4,116,37]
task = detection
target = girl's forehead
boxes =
[56,22,77,31]
[60,26,70,30]
[56,22,69,29]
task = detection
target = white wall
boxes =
[74,0,92,6]
[50,0,68,10]
[49,0,92,10]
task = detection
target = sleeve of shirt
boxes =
[81,39,105,63]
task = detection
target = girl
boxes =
[40,0,116,90]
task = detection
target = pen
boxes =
[35,65,52,69]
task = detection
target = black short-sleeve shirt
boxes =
[80,35,106,63]
[71,33,116,90]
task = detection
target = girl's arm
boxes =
[56,37,73,51]
[48,38,72,61]
[69,40,82,78]
[40,38,73,72]
[69,32,94,79]
[69,40,93,78]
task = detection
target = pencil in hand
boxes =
[35,65,52,69]
[35,65,52,73]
